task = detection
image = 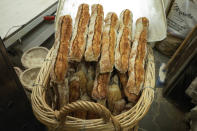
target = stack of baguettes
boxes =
[49,3,149,117]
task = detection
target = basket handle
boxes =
[54,101,121,131]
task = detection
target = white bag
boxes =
[167,0,197,38]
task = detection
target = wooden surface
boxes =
[163,26,197,111]
[166,26,197,78]
[0,0,57,39]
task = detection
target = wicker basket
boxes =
[21,47,49,69]
[20,67,41,92]
[20,67,41,101]
[31,43,155,131]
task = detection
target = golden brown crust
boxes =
[135,17,148,89]
[115,9,132,73]
[92,72,110,100]
[85,4,104,61]
[124,87,139,103]
[119,28,131,71]
[69,4,90,62]
[69,70,88,118]
[125,17,149,102]
[134,31,146,88]
[86,65,95,97]
[69,77,80,103]
[117,72,127,98]
[87,80,94,97]
[113,99,126,115]
[75,70,87,96]
[123,9,131,25]
[109,13,118,68]
[92,5,103,60]
[118,72,128,88]
[54,15,72,83]
[107,75,122,112]
[99,13,118,73]
[99,30,109,71]
[136,17,149,27]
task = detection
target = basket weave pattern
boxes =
[31,43,155,131]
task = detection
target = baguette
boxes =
[69,76,80,103]
[125,17,149,102]
[58,79,69,108]
[99,12,118,73]
[69,4,90,62]
[49,81,69,109]
[69,68,88,102]
[75,70,87,96]
[53,15,72,83]
[113,99,126,115]
[69,70,88,119]
[115,9,132,73]
[107,75,122,112]
[118,72,128,89]
[85,4,104,61]
[68,75,81,118]
[118,72,128,98]
[47,81,56,110]
[87,65,95,97]
[50,15,72,109]
[92,66,110,101]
